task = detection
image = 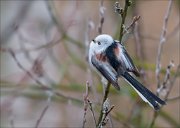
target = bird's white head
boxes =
[89,34,114,56]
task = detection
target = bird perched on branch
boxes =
[89,34,165,110]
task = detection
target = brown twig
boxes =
[150,1,173,128]
[100,104,115,127]
[133,17,144,59]
[167,95,180,102]
[35,94,52,128]
[82,81,90,127]
[87,100,97,126]
[82,81,97,127]
[0,37,63,54]
[164,65,180,101]
[156,0,173,88]
[150,62,178,128]
[123,15,140,35]
[98,0,105,34]
[118,0,131,42]
[10,116,14,128]
[8,49,83,104]
[97,82,111,127]
[1,1,33,44]
[156,60,174,95]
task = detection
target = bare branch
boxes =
[133,18,144,59]
[1,1,33,44]
[87,100,97,126]
[167,95,180,102]
[101,105,115,127]
[118,0,132,42]
[0,37,63,54]
[97,82,111,126]
[156,0,173,88]
[35,93,52,128]
[123,15,140,35]
[98,98,115,127]
[164,65,180,101]
[150,1,173,127]
[82,81,90,128]
[8,49,83,104]
[98,0,105,34]
[157,60,174,95]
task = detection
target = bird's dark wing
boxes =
[118,44,140,76]
[91,55,120,90]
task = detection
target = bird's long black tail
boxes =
[122,72,166,110]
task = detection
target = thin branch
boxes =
[97,82,111,126]
[35,104,49,128]
[45,1,65,34]
[0,37,63,54]
[98,0,105,34]
[164,65,180,101]
[167,96,180,102]
[10,116,14,128]
[166,21,180,41]
[35,93,52,128]
[87,100,97,126]
[82,81,90,128]
[150,1,173,128]
[150,64,179,128]
[140,22,179,42]
[156,0,173,88]
[123,15,140,35]
[119,0,131,42]
[1,1,33,44]
[100,105,115,127]
[149,112,159,128]
[156,60,174,95]
[8,49,83,104]
[133,18,144,59]
[82,81,97,127]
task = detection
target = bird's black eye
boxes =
[92,39,95,42]
[97,41,101,45]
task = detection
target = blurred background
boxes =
[0,0,179,128]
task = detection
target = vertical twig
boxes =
[88,100,97,126]
[157,60,174,94]
[164,65,180,101]
[97,82,111,127]
[82,81,97,127]
[82,81,90,128]
[149,62,177,128]
[156,0,173,88]
[119,0,131,42]
[10,115,14,128]
[35,92,52,128]
[134,19,144,60]
[150,1,173,128]
[99,104,114,127]
[98,0,105,34]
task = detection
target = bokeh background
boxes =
[0,0,179,128]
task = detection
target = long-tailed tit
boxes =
[89,34,165,110]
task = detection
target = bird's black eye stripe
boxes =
[98,41,101,45]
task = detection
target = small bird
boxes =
[89,34,165,110]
